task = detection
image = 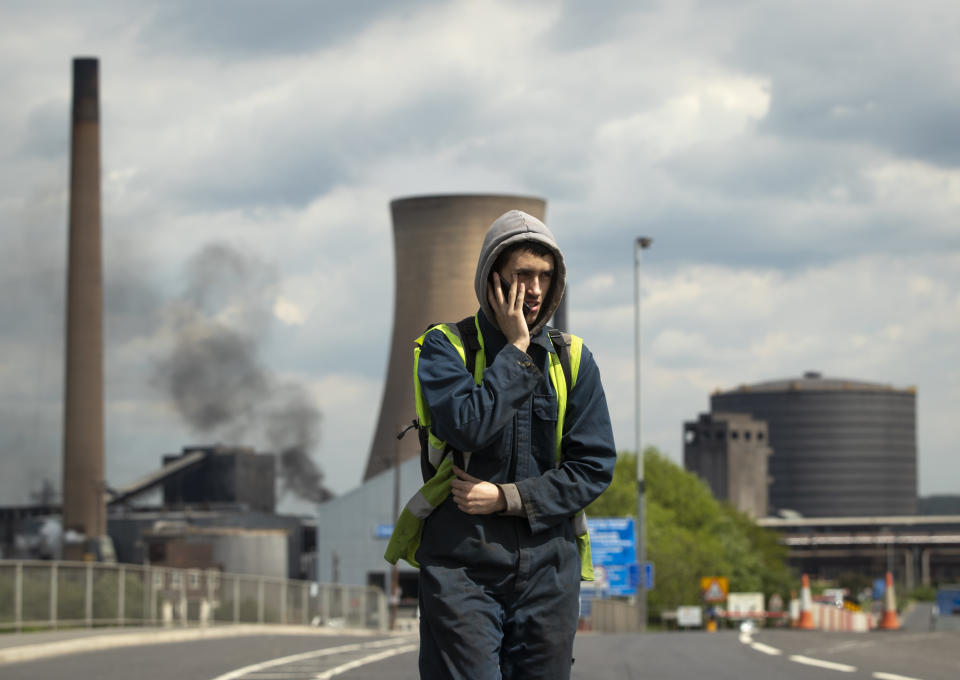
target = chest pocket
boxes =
[532,393,558,422]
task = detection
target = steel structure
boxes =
[711,372,917,517]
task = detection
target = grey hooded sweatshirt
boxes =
[473,209,566,336]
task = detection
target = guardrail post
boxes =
[302,582,308,625]
[180,567,187,626]
[280,580,287,625]
[233,576,240,623]
[206,570,215,625]
[257,578,265,624]
[321,584,330,625]
[149,566,157,626]
[50,563,58,630]
[85,562,94,628]
[377,587,388,631]
[14,562,23,633]
[118,565,125,627]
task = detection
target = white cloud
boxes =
[273,296,306,326]
[596,75,771,159]
[0,0,957,507]
[576,252,960,495]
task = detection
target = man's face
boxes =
[497,249,554,326]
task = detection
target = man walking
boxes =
[410,209,617,679]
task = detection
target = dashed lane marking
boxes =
[750,641,782,656]
[740,630,931,679]
[788,654,857,673]
[208,636,417,680]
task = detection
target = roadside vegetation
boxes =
[586,447,794,624]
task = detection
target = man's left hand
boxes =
[450,466,507,514]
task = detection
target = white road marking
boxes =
[208,637,417,680]
[789,654,857,672]
[312,644,419,679]
[750,642,782,656]
[738,629,922,679]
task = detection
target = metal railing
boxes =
[0,560,387,632]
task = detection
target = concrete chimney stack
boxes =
[363,194,546,480]
[62,57,106,559]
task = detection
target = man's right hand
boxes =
[488,272,530,352]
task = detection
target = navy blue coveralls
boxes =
[416,310,617,680]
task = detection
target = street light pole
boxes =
[390,427,401,631]
[634,236,652,632]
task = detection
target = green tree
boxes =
[585,447,793,622]
[585,451,637,517]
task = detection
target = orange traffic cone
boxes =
[879,571,900,630]
[798,574,815,630]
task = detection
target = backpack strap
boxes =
[547,328,573,394]
[414,316,483,480]
[456,315,483,382]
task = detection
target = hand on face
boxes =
[487,271,531,352]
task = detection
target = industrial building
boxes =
[3,445,318,580]
[316,456,422,602]
[758,515,960,589]
[709,371,917,518]
[683,412,772,518]
[679,372,953,589]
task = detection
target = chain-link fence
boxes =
[0,560,387,632]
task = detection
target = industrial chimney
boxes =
[61,57,107,560]
[363,194,546,480]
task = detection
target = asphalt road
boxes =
[2,626,958,679]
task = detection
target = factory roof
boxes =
[715,371,915,395]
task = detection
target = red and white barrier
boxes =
[808,602,874,632]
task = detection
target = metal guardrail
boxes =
[0,560,387,632]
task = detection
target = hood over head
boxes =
[474,210,565,337]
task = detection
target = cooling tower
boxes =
[711,372,917,517]
[62,57,106,558]
[363,194,547,480]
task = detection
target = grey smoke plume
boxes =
[155,242,333,503]
[267,384,333,504]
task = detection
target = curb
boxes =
[0,625,390,666]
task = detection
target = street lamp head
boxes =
[637,237,653,249]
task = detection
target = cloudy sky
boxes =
[1,0,957,511]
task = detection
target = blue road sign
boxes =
[606,564,637,596]
[587,517,636,566]
[588,518,652,596]
[374,523,394,539]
